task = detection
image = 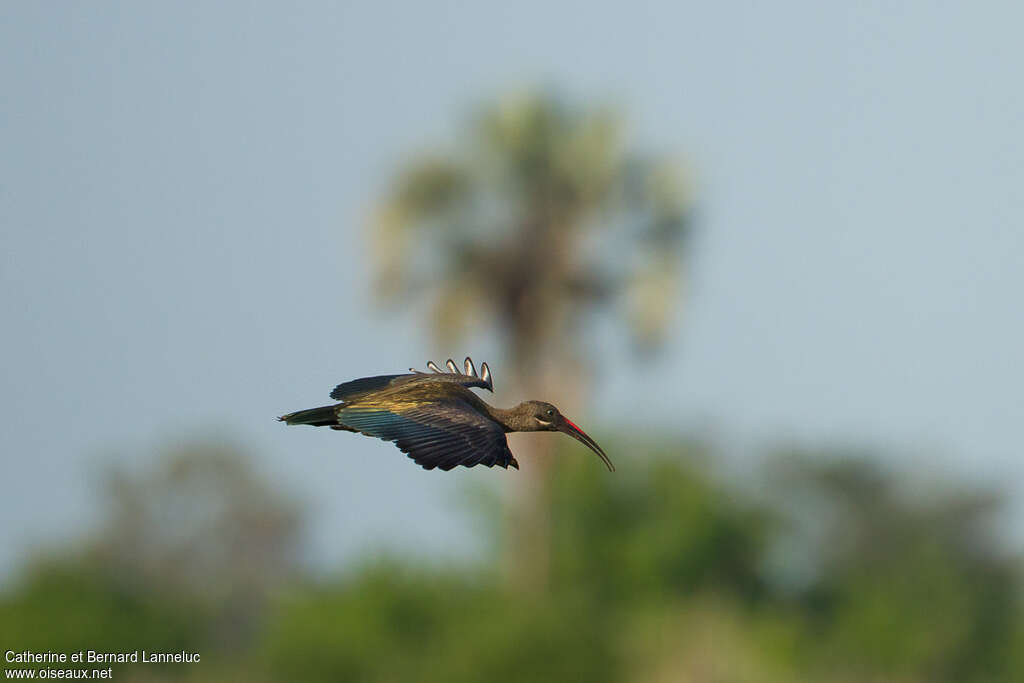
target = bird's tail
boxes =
[278,405,339,427]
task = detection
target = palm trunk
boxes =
[502,309,585,594]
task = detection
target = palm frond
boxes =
[368,91,693,357]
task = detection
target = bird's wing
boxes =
[329,358,493,402]
[334,399,517,471]
[329,374,411,402]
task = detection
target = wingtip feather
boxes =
[480,362,493,391]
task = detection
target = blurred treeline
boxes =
[2,437,1022,682]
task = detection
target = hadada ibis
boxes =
[278,357,613,472]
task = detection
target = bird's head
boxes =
[516,401,615,472]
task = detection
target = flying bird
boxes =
[278,357,613,472]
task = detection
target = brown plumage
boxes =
[278,357,613,472]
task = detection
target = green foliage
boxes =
[543,447,769,604]
[0,442,303,679]
[263,565,617,683]
[0,560,207,677]
[2,437,1022,682]
[771,454,1023,681]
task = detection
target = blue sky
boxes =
[2,1,1022,578]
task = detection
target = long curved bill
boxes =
[557,416,615,472]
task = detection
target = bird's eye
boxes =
[545,408,555,417]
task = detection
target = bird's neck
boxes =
[480,402,527,432]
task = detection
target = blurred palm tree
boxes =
[371,90,692,587]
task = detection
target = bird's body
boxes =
[278,357,613,472]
